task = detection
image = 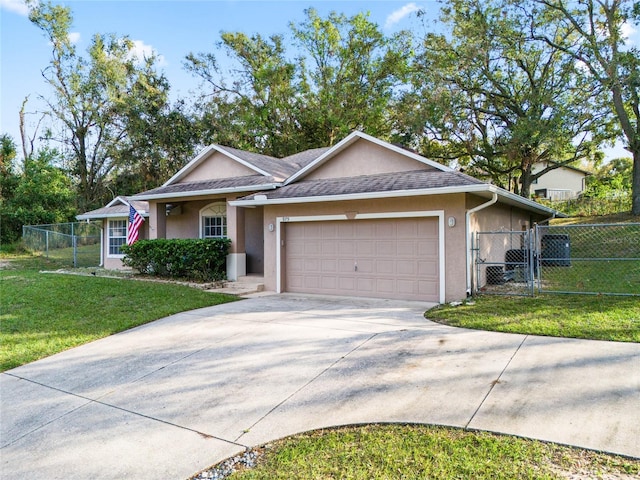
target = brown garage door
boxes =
[284,218,439,302]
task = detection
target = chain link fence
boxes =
[473,230,536,296]
[537,223,640,296]
[22,222,102,268]
[474,223,640,297]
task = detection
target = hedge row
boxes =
[121,238,231,282]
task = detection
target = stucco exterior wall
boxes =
[305,139,435,181]
[263,194,468,302]
[180,151,257,183]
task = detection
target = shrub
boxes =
[121,238,231,282]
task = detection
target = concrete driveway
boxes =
[1,294,639,479]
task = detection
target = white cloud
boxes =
[0,0,32,16]
[128,40,167,67]
[385,2,421,29]
[68,32,81,44]
[621,21,637,47]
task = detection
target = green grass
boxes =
[0,254,238,371]
[427,294,640,342]
[195,425,639,479]
[540,260,640,294]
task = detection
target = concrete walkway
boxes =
[1,295,638,479]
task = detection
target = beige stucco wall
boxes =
[532,163,586,197]
[305,139,435,180]
[102,217,149,270]
[180,151,257,183]
[263,194,468,303]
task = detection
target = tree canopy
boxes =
[2,0,637,241]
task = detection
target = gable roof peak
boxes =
[284,130,452,185]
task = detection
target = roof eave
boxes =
[229,184,564,217]
[76,212,150,220]
[131,183,281,201]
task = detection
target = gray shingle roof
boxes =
[240,169,485,200]
[282,147,332,169]
[217,146,298,179]
[134,175,278,199]
[76,197,149,219]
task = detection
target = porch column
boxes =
[226,199,246,280]
[148,202,166,239]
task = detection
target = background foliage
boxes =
[2,0,638,244]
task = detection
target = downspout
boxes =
[465,193,498,296]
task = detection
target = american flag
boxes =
[127,205,145,245]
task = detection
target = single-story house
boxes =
[531,161,590,201]
[78,131,561,303]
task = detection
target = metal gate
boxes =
[473,230,536,296]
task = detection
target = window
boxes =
[108,219,127,256]
[200,203,227,239]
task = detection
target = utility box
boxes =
[541,234,571,266]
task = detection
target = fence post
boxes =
[45,230,49,258]
[73,234,77,268]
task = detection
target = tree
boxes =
[583,156,633,197]
[527,0,640,213]
[186,32,300,157]
[291,8,412,147]
[0,135,75,243]
[29,2,172,210]
[404,0,610,197]
[185,8,412,156]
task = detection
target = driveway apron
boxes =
[1,295,638,479]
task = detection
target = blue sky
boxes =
[1,0,636,160]
[1,0,436,149]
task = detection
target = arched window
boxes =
[200,202,227,239]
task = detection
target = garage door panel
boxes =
[338,261,355,273]
[285,218,439,302]
[322,259,338,272]
[357,240,375,255]
[355,222,375,237]
[356,259,374,273]
[418,240,438,255]
[321,276,338,289]
[418,221,438,236]
[376,259,395,274]
[338,241,355,255]
[418,260,438,276]
[376,241,395,255]
[321,242,337,255]
[339,277,355,290]
[397,260,417,275]
[356,277,375,293]
[304,241,321,255]
[397,240,418,256]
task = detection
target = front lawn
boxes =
[426,294,640,342]
[192,425,639,480]
[0,255,238,371]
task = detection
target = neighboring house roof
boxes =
[132,175,280,201]
[534,161,591,176]
[76,196,149,220]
